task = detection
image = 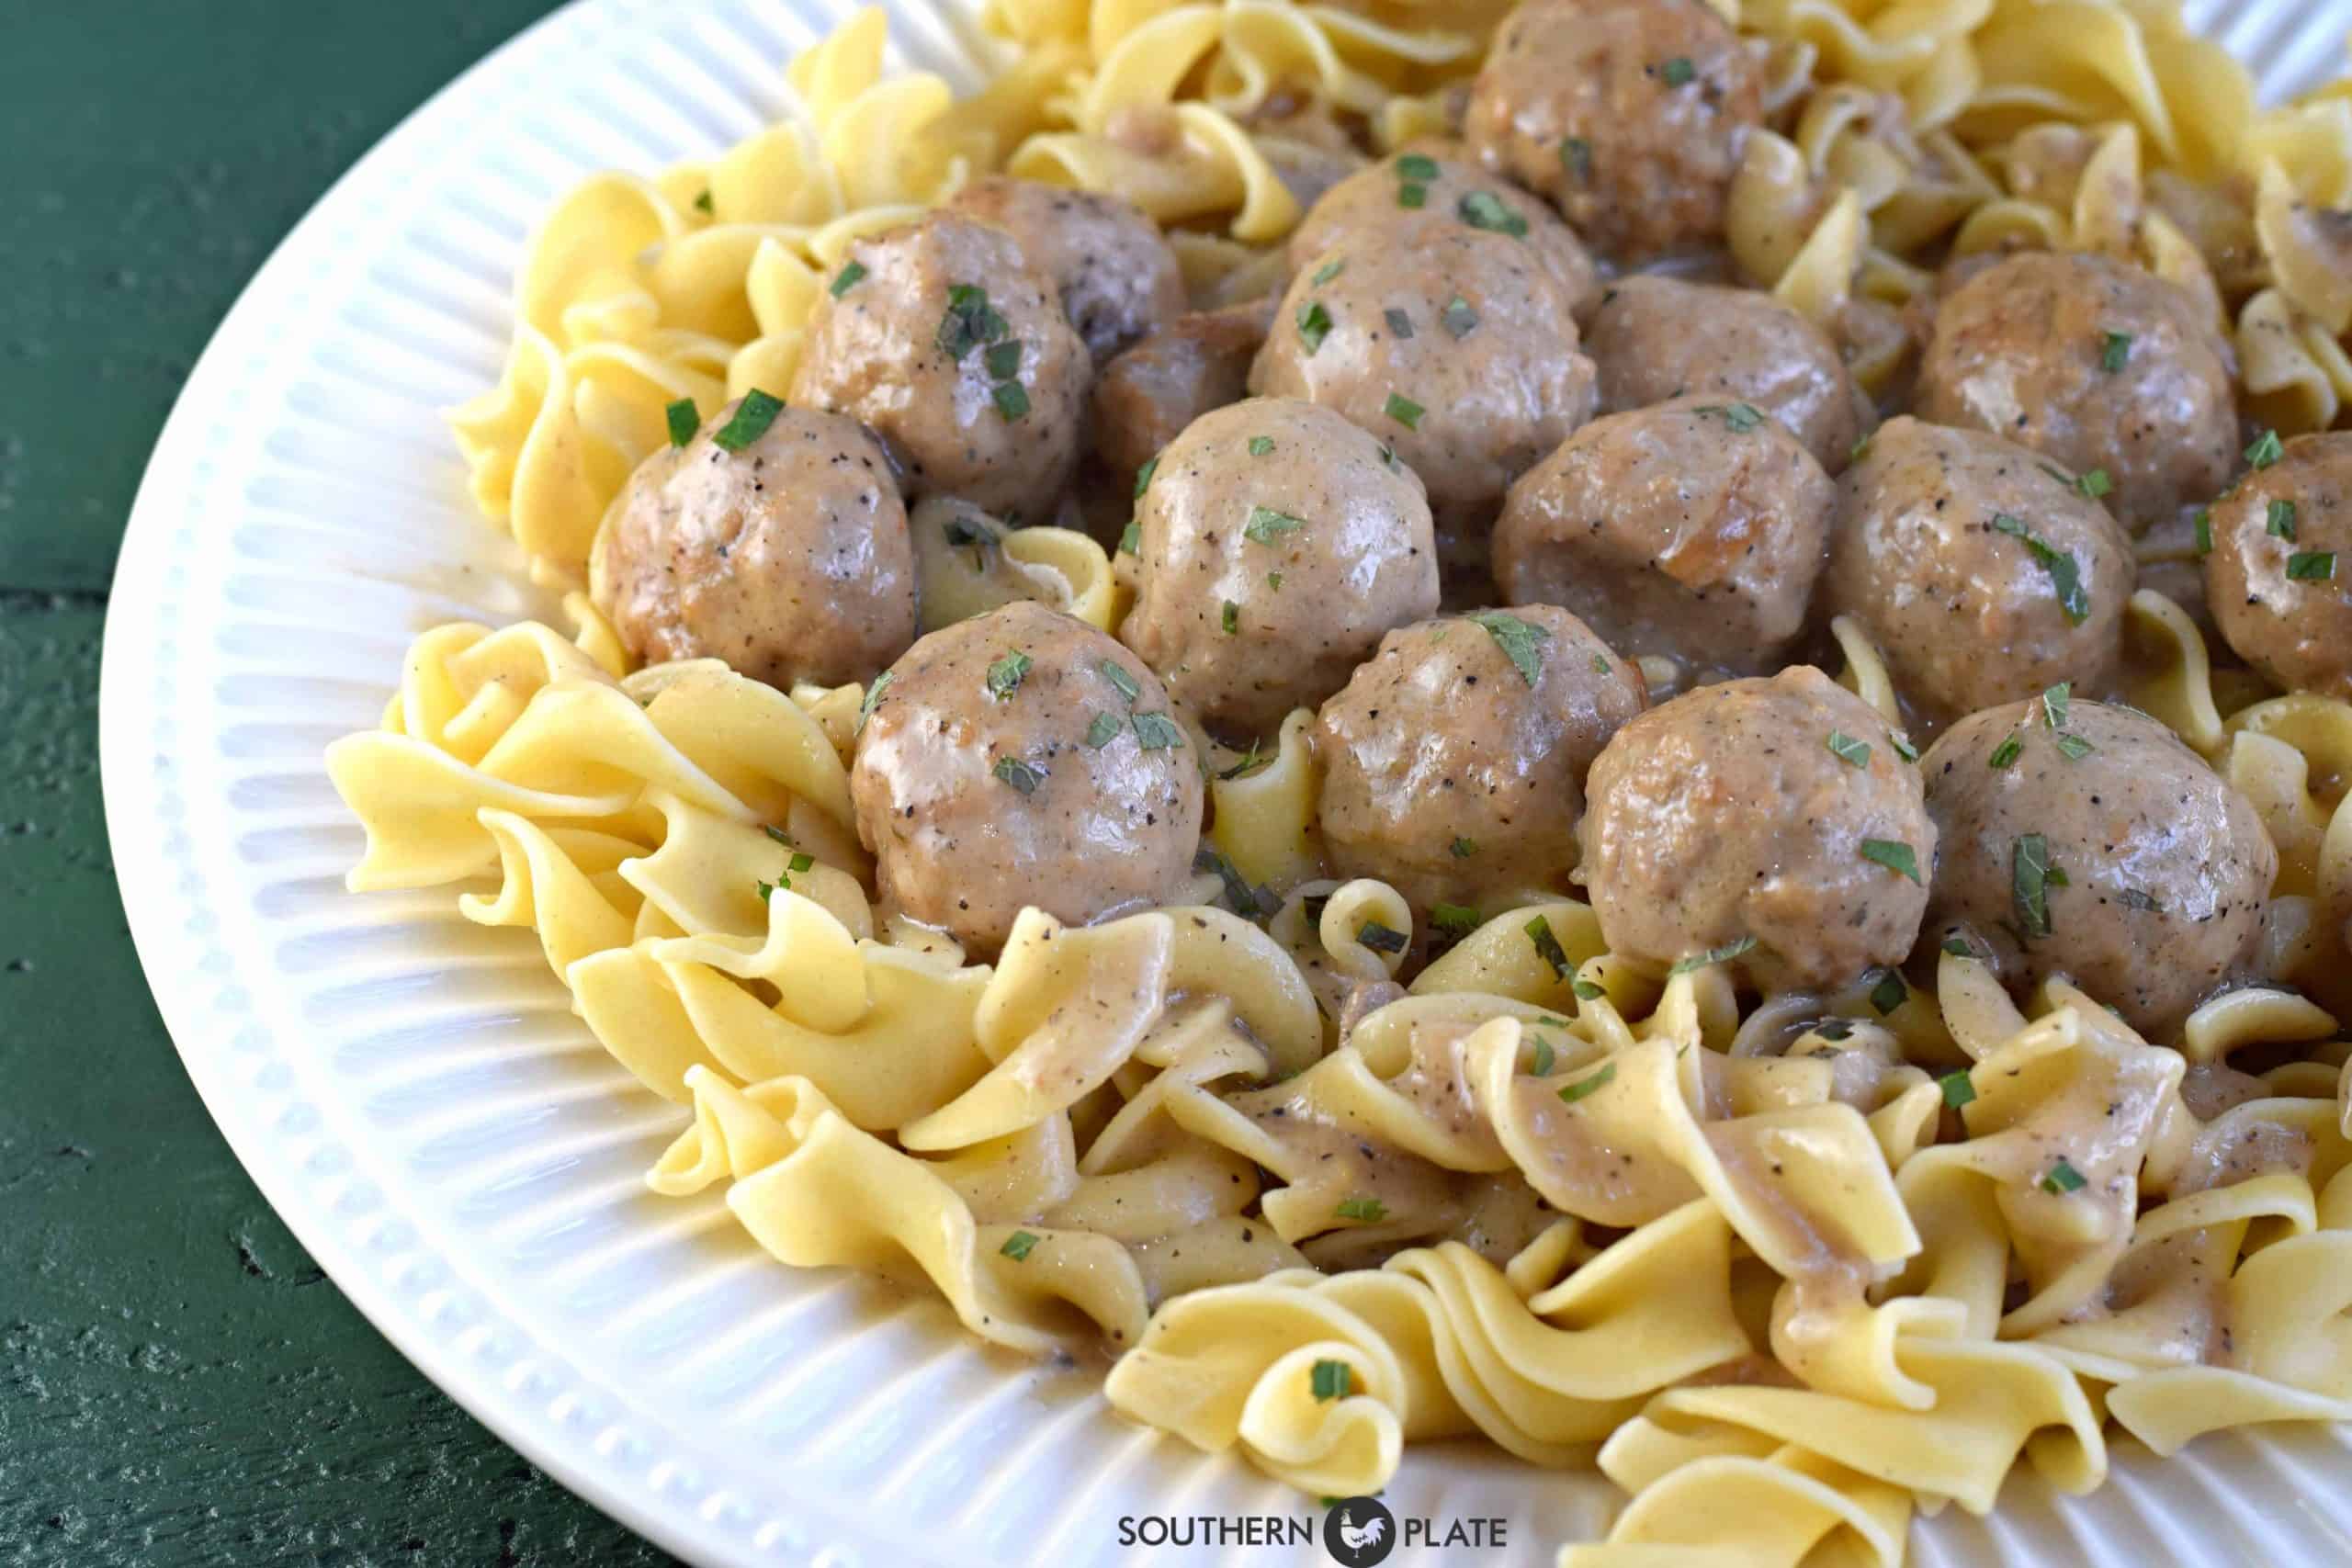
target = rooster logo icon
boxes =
[1322,1495,1397,1566]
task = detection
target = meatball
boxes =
[1913,251,2236,531]
[1919,698,2275,1037]
[1120,398,1438,740]
[1285,143,1600,315]
[589,401,915,688]
[1583,276,1868,473]
[1464,0,1764,263]
[2204,432,2352,700]
[944,175,1187,364]
[1315,607,1645,917]
[850,601,1204,953]
[1822,417,2135,727]
[1091,298,1275,484]
[788,212,1090,523]
[1250,220,1595,574]
[1492,394,1834,675]
[1579,666,1935,988]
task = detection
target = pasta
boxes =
[323,0,2352,1560]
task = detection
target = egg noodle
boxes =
[332,2,2352,1562]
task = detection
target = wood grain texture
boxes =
[0,6,675,1562]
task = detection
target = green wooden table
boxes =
[0,8,676,1562]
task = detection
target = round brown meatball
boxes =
[788,212,1089,523]
[1091,298,1274,483]
[1822,417,2135,727]
[1492,395,1834,675]
[1583,275,1868,473]
[1315,607,1645,918]
[944,175,1187,365]
[1919,698,2275,1037]
[1912,251,2236,532]
[1286,143,1600,316]
[851,601,1204,953]
[2204,432,2352,700]
[1465,0,1764,263]
[1119,397,1439,741]
[589,401,915,688]
[1579,666,1935,988]
[1250,220,1595,572]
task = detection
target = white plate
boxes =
[97,2,2352,1563]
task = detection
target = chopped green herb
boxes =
[1668,935,1757,976]
[935,283,1009,359]
[991,380,1030,422]
[1695,401,1764,433]
[985,649,1033,701]
[1295,299,1332,353]
[1083,712,1122,749]
[1118,521,1140,555]
[1529,1036,1555,1076]
[1383,307,1414,340]
[830,258,867,297]
[1988,513,2091,625]
[1397,180,1427,209]
[1826,730,1871,768]
[1383,391,1423,430]
[992,756,1043,794]
[1245,505,1306,545]
[2098,331,2132,373]
[763,825,793,847]
[2267,499,2299,540]
[2194,508,2213,557]
[1221,600,1239,635]
[712,389,786,452]
[1591,653,1611,673]
[1890,732,1919,763]
[2053,731,2095,761]
[1267,571,1284,592]
[2288,551,2337,581]
[2118,887,2163,912]
[1850,433,1874,466]
[1571,977,1606,1001]
[1218,737,1272,780]
[1559,137,1591,180]
[2041,682,2070,729]
[1457,190,1527,237]
[694,188,714,214]
[664,398,699,447]
[1194,845,1272,919]
[1815,1018,1855,1042]
[1558,1061,1617,1104]
[1660,55,1696,85]
[1311,1358,1355,1400]
[1357,919,1408,955]
[1131,711,1184,750]
[755,877,780,903]
[1134,453,1159,498]
[1430,903,1482,942]
[1941,934,1974,958]
[1311,257,1347,288]
[1989,734,2023,769]
[1440,295,1477,339]
[1860,838,1921,884]
[1395,153,1441,181]
[984,340,1023,380]
[1467,609,1550,685]
[2013,833,2053,939]
[1524,914,1571,978]
[2040,1157,2086,1194]
[2246,429,2284,468]
[1248,434,1273,457]
[1450,837,1478,859]
[2075,468,2113,500]
[1376,443,1400,471]
[1867,966,1907,1015]
[855,670,893,734]
[1335,1196,1387,1224]
[1000,1229,1039,1260]
[1939,1070,1976,1109]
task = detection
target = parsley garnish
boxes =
[1850,434,1874,466]
[1118,521,1140,555]
[1441,295,1477,338]
[1218,737,1272,780]
[1383,392,1424,430]
[1083,712,1121,749]
[1939,1070,1976,1108]
[1311,1359,1354,1399]
[1335,1197,1387,1224]
[992,756,1043,794]
[2075,468,2113,500]
[984,340,1023,380]
[991,380,1030,422]
[2193,509,2212,557]
[2098,331,2132,372]
[1248,434,1273,457]
[2288,551,2337,581]
[1357,919,1408,954]
[1528,1036,1555,1076]
[1570,977,1605,1001]
[1430,904,1481,942]
[855,670,893,734]
[1267,571,1283,590]
[2246,429,2284,468]
[2041,682,2070,729]
[2053,731,2095,761]
[1297,300,1333,353]
[1694,402,1764,433]
[830,261,868,299]
[1660,56,1696,85]
[1890,732,1919,762]
[1397,181,1427,209]
[2118,887,2163,912]
[1989,734,2022,769]
[2267,499,2299,540]
[694,188,714,214]
[1311,257,1346,288]
[1866,966,1906,1015]
[1000,1229,1040,1260]
[2040,1157,2086,1194]
[664,398,698,447]
[1395,153,1440,181]
[1133,454,1159,499]
[985,649,1032,700]
[1383,307,1414,340]
[1557,1062,1616,1104]
[1450,837,1478,858]
[935,283,1008,359]
[1524,914,1570,978]
[1194,845,1272,919]
[2013,833,2054,938]
[1860,839,1921,884]
[1668,936,1756,976]
[1245,505,1306,545]
[1941,934,1974,957]
[1457,190,1526,237]
[1989,513,2090,625]
[1221,600,1239,635]
[1467,609,1549,684]
[1826,730,1871,768]
[1130,712,1183,750]
[1559,137,1591,180]
[712,389,785,452]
